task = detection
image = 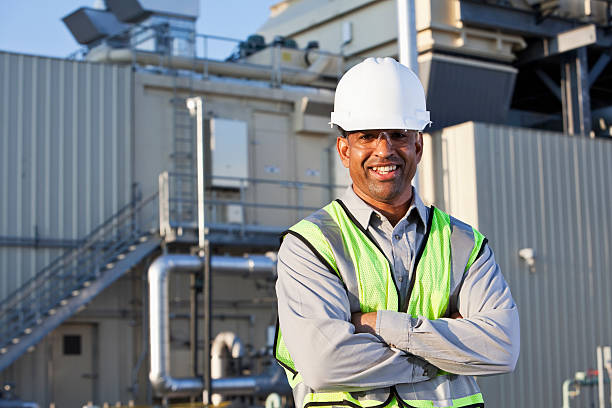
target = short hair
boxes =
[334,125,348,138]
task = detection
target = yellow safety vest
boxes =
[275,200,486,408]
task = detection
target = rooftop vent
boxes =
[62,7,129,46]
[104,0,199,23]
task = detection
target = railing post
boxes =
[203,36,209,79]
[159,172,171,238]
[240,178,246,237]
[271,43,282,87]
[297,182,304,220]
[211,190,217,224]
[132,183,142,235]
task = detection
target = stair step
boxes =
[170,152,192,159]
[169,97,188,105]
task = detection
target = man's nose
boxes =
[374,132,394,155]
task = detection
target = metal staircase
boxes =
[0,193,161,371]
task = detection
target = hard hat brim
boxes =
[330,110,431,132]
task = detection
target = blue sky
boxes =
[0,0,280,59]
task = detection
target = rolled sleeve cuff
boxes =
[376,310,415,351]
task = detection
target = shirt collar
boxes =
[339,185,428,230]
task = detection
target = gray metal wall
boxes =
[424,122,612,408]
[0,52,133,300]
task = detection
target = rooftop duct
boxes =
[86,46,339,88]
[62,7,129,46]
[104,0,199,23]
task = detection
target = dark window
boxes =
[63,335,81,355]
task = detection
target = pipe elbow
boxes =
[149,255,203,282]
[211,331,245,358]
[149,372,171,395]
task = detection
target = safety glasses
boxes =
[347,129,418,149]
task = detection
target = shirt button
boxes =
[398,276,404,282]
[394,234,401,240]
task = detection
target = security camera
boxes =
[518,248,535,268]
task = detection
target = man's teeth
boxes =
[372,165,397,174]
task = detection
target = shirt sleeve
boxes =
[376,244,520,375]
[276,234,438,392]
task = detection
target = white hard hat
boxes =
[330,57,431,131]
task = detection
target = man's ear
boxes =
[337,136,350,168]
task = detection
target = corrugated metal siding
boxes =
[439,122,612,408]
[0,52,133,300]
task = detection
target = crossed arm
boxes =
[276,235,520,392]
[351,311,463,336]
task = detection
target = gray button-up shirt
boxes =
[276,186,519,400]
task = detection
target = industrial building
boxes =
[1,0,612,407]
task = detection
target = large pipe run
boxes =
[148,254,286,398]
[86,46,337,88]
[149,255,204,397]
[212,253,276,278]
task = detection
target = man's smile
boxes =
[370,164,397,174]
[367,163,402,180]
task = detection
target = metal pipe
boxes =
[605,346,612,408]
[212,364,290,397]
[148,254,281,398]
[211,332,245,375]
[0,401,40,408]
[212,254,276,277]
[203,243,212,404]
[149,254,204,397]
[189,273,198,377]
[211,332,245,405]
[86,46,337,88]
[562,378,575,408]
[396,0,418,73]
[396,0,420,192]
[598,346,605,408]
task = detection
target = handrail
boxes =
[0,192,159,350]
[159,171,348,236]
[0,194,157,312]
[68,22,344,88]
[0,199,139,306]
[167,172,347,190]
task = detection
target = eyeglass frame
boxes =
[342,129,421,149]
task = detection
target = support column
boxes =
[561,47,591,136]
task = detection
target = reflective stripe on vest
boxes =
[274,200,486,408]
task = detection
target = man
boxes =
[274,57,519,408]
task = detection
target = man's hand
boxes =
[351,312,377,335]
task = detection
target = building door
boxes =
[51,323,97,408]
